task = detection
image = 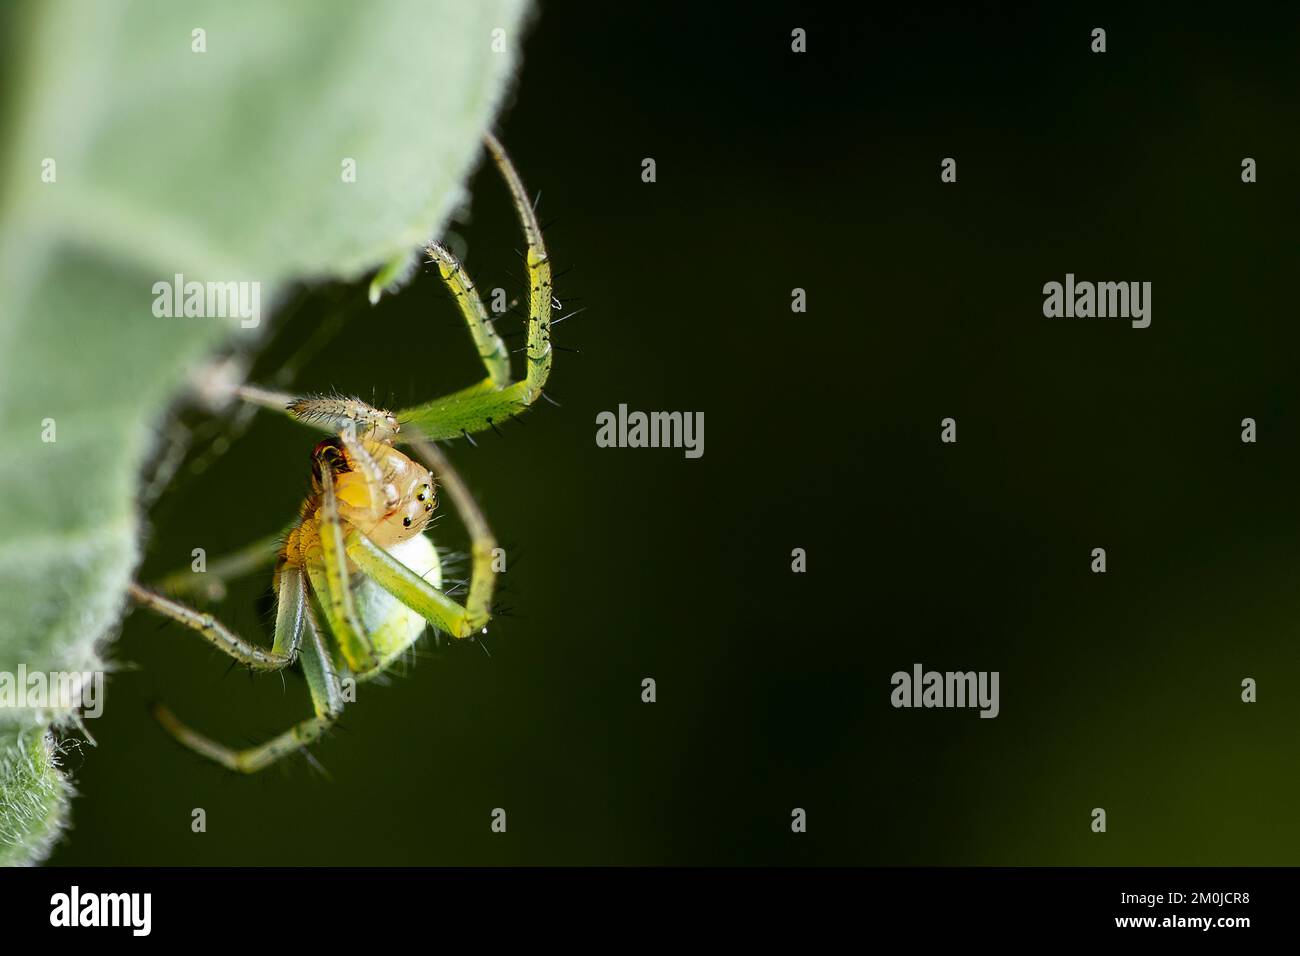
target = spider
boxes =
[127,133,553,773]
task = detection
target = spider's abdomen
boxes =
[352,533,442,680]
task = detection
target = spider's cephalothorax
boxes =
[298,434,435,553]
[277,433,441,677]
[128,133,554,773]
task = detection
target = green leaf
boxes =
[0,0,530,865]
[0,730,73,868]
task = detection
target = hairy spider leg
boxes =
[396,131,553,439]
[335,421,398,511]
[310,445,380,672]
[127,565,307,670]
[232,133,553,442]
[153,600,344,773]
[427,239,510,389]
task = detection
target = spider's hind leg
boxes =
[154,602,344,773]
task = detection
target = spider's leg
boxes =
[226,385,400,444]
[309,445,381,671]
[395,133,553,440]
[427,239,510,389]
[346,436,496,639]
[229,135,553,443]
[334,422,399,511]
[153,602,344,773]
[289,393,400,442]
[127,565,307,670]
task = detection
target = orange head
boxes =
[313,438,436,548]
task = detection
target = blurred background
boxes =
[38,1,1300,864]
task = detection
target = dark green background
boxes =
[51,2,1300,865]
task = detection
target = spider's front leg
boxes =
[396,133,553,440]
[426,238,510,390]
[154,602,345,773]
[307,443,383,672]
[231,134,553,444]
[346,436,498,639]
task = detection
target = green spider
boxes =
[128,133,553,773]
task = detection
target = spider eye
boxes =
[402,516,412,528]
